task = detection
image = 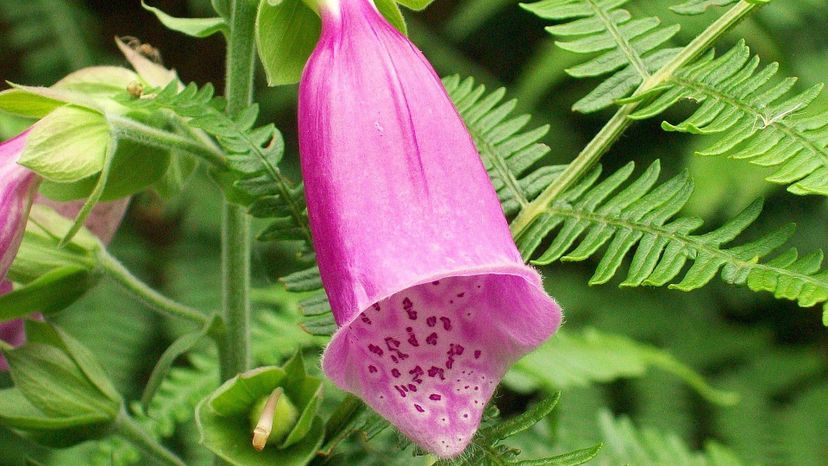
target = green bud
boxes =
[196,353,324,466]
[0,321,122,447]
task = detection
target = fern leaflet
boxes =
[671,0,742,15]
[122,82,312,246]
[517,160,828,322]
[628,41,828,196]
[443,76,565,216]
[520,0,682,112]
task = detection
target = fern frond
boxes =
[670,0,741,15]
[520,0,681,112]
[122,82,312,246]
[443,76,565,216]
[596,410,744,465]
[517,160,828,321]
[629,41,828,196]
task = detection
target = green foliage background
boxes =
[0,0,826,464]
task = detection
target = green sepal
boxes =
[0,266,101,320]
[255,0,321,86]
[38,136,171,202]
[142,1,228,38]
[196,354,324,465]
[19,106,110,183]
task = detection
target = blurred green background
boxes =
[0,1,827,465]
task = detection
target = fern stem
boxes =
[108,115,228,169]
[114,408,186,466]
[509,0,764,240]
[99,249,210,326]
[218,0,256,385]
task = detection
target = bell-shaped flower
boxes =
[298,0,562,457]
[0,130,39,281]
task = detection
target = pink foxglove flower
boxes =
[0,130,129,370]
[299,0,562,457]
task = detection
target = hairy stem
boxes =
[98,248,210,326]
[108,115,228,169]
[218,0,256,383]
[115,409,186,466]
[509,0,764,239]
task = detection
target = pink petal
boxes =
[299,0,561,457]
[0,130,39,281]
[0,280,25,371]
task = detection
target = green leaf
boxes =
[140,316,220,410]
[479,393,560,441]
[671,0,739,15]
[512,444,602,465]
[0,266,100,319]
[255,0,321,86]
[19,106,109,182]
[506,328,739,406]
[596,410,745,465]
[396,0,435,11]
[0,89,64,118]
[375,0,407,35]
[142,1,227,37]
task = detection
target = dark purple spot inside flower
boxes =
[457,292,465,298]
[446,357,454,369]
[402,297,417,320]
[415,404,424,413]
[474,350,481,359]
[368,365,377,373]
[360,314,372,325]
[368,344,383,356]
[448,343,464,356]
[440,317,452,331]
[426,316,437,327]
[391,368,401,378]
[432,281,440,285]
[409,366,424,383]
[429,394,442,401]
[373,303,381,312]
[427,366,445,380]
[395,386,407,398]
[426,332,438,345]
[408,384,417,392]
[391,355,399,363]
[385,337,401,350]
[406,328,420,347]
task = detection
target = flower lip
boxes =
[322,266,561,457]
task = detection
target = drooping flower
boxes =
[0,131,130,369]
[299,0,562,457]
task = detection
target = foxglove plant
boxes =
[299,0,562,456]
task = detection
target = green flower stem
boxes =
[114,409,186,466]
[98,248,210,326]
[509,0,765,239]
[218,0,257,383]
[108,114,228,170]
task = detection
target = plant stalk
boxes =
[99,249,209,326]
[218,0,257,383]
[115,409,186,466]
